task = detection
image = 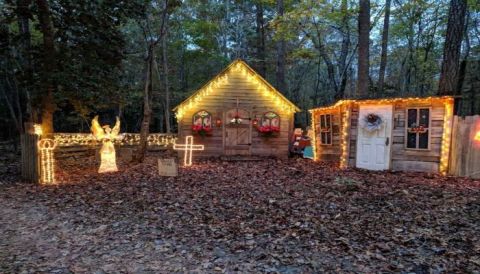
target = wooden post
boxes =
[448,115,480,178]
[21,123,40,182]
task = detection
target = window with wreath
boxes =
[319,114,332,145]
[258,112,280,133]
[192,110,212,135]
[406,108,430,149]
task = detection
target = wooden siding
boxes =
[390,101,445,172]
[449,115,480,178]
[347,101,446,172]
[177,70,294,157]
[348,104,359,167]
[312,108,343,162]
[21,133,40,182]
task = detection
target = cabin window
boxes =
[406,108,430,149]
[319,114,333,145]
[261,112,280,129]
[193,110,212,128]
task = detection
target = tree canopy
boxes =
[1,0,479,139]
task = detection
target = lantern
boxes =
[215,118,222,127]
[475,131,480,142]
[252,118,259,127]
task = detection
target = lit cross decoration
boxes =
[37,138,57,184]
[173,136,204,166]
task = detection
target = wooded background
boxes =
[1,0,479,141]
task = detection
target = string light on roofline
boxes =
[175,74,229,120]
[175,61,298,120]
[310,96,454,114]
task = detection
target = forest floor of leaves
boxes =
[1,153,480,273]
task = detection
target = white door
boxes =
[356,105,393,170]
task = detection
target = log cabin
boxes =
[309,96,455,174]
[173,59,300,158]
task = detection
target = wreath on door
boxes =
[360,113,384,132]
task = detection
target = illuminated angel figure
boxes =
[91,115,121,173]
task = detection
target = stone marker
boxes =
[158,158,178,176]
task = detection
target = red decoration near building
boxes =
[258,125,280,133]
[252,118,259,127]
[215,118,222,127]
[192,125,212,135]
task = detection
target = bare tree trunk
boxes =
[255,2,266,77]
[17,0,34,123]
[313,56,322,107]
[357,0,370,98]
[162,37,171,133]
[276,0,287,92]
[316,38,338,96]
[135,1,169,162]
[36,0,56,134]
[438,0,467,95]
[419,6,440,95]
[337,0,350,100]
[136,46,154,163]
[377,0,391,94]
[162,23,171,133]
[2,78,23,134]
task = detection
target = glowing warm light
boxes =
[340,106,351,169]
[37,138,56,184]
[173,60,299,121]
[91,116,121,173]
[173,136,204,166]
[52,133,177,147]
[310,112,318,161]
[439,98,454,175]
[174,74,229,120]
[475,131,480,142]
[310,96,454,113]
[33,124,43,136]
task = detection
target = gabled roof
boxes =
[173,59,300,119]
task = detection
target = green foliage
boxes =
[1,0,479,135]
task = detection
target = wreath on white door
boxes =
[360,113,384,132]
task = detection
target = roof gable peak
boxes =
[173,59,300,119]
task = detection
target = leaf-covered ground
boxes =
[1,155,480,273]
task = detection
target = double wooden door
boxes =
[224,108,251,156]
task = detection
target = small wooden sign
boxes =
[158,158,178,177]
[119,147,133,162]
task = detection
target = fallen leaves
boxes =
[0,155,479,273]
